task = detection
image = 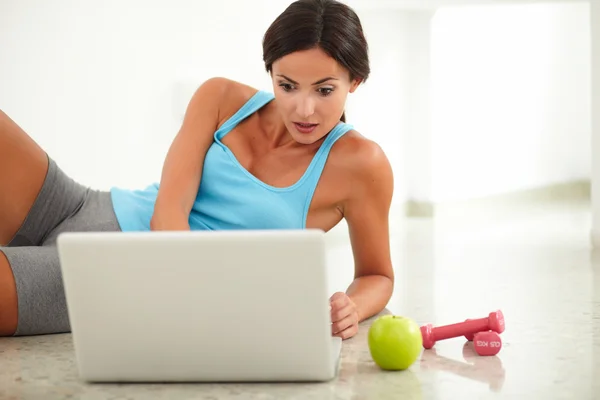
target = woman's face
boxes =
[270,47,361,145]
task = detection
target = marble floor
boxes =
[1,196,598,399]
[325,195,600,399]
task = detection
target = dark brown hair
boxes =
[262,0,370,122]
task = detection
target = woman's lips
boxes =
[293,122,318,134]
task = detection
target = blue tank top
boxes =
[109,90,354,232]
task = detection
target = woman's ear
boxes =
[349,78,362,93]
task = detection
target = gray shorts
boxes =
[0,157,121,336]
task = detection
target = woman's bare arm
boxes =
[343,140,395,321]
[150,77,230,230]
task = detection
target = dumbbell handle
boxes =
[431,317,493,341]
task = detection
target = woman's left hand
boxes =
[330,292,359,340]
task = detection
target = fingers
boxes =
[331,313,357,335]
[331,302,354,323]
[337,324,359,340]
[329,292,359,340]
[332,316,359,340]
[331,310,358,336]
[329,292,348,311]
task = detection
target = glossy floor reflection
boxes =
[326,197,599,399]
[0,198,598,399]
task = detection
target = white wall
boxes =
[429,3,591,202]
[0,0,592,207]
[343,10,412,207]
[0,0,289,191]
[325,2,593,206]
[591,1,600,246]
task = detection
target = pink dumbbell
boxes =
[464,319,501,341]
[464,319,478,341]
[472,331,502,356]
[420,310,505,349]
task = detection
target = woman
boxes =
[0,0,394,339]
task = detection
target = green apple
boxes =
[368,315,423,370]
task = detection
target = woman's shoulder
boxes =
[327,130,394,201]
[196,77,263,126]
[197,76,258,98]
[331,130,391,176]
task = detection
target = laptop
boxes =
[56,229,342,383]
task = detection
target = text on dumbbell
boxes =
[476,341,501,347]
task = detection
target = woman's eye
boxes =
[280,83,294,91]
[319,88,333,96]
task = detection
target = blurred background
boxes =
[0,0,595,231]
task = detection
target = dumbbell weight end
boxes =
[473,331,502,356]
